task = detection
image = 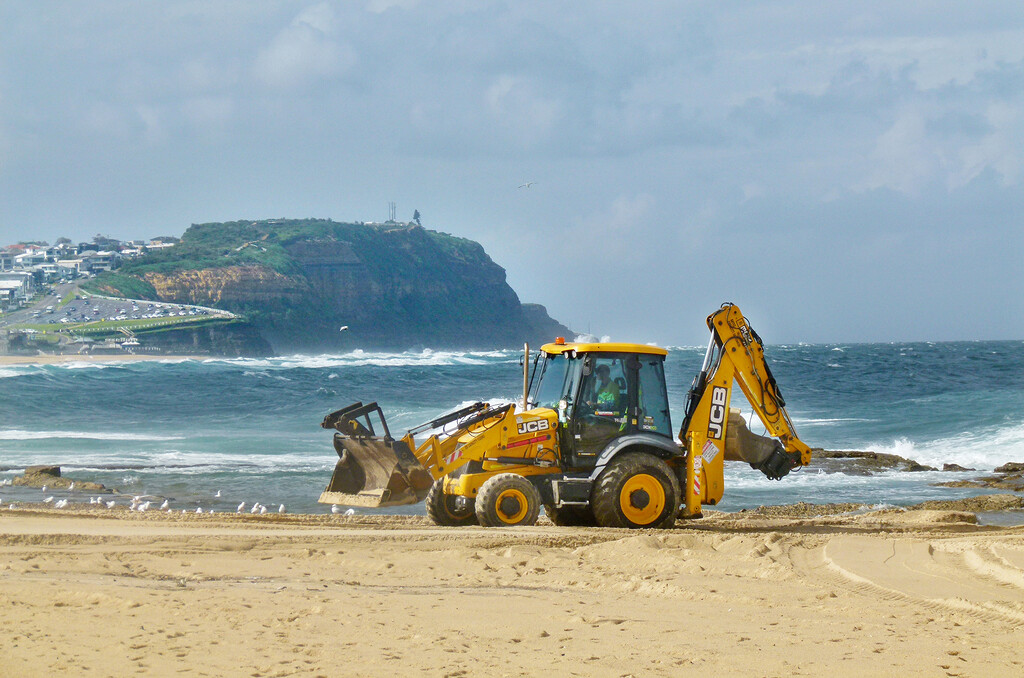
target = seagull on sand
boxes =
[196,507,203,514]
[41,485,47,492]
[44,496,54,503]
[106,500,116,509]
[259,505,267,515]
[345,508,355,516]
[278,504,286,514]
[237,502,246,513]
[331,505,341,514]
[250,503,261,514]
[54,499,68,509]
[138,501,150,512]
[160,499,169,510]
[68,482,75,491]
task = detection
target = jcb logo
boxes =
[707,386,727,439]
[516,419,550,435]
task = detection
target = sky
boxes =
[1,1,1022,345]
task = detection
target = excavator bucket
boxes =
[319,402,434,508]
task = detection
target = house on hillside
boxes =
[0,271,34,309]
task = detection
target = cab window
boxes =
[529,353,570,410]
[579,355,628,418]
[637,356,671,436]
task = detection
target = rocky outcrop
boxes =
[809,449,938,474]
[11,465,113,493]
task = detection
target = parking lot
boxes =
[34,295,221,326]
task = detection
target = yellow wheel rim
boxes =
[618,473,665,525]
[495,488,529,523]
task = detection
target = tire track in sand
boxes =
[805,535,1024,626]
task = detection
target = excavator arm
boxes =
[678,303,812,517]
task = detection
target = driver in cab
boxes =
[590,364,620,413]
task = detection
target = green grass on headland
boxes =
[10,314,237,338]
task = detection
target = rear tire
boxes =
[425,478,477,526]
[543,503,597,527]
[475,474,541,527]
[591,452,680,529]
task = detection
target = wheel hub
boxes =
[618,473,665,525]
[629,488,650,510]
[499,496,522,517]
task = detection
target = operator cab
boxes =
[527,341,673,470]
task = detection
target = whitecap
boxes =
[865,421,1024,470]
[0,430,185,441]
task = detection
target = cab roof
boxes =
[540,341,668,357]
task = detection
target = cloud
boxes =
[253,3,355,89]
[366,0,419,13]
[484,75,565,147]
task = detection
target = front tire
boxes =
[591,452,680,529]
[475,474,541,527]
[425,478,477,526]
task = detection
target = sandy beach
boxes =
[2,506,1022,677]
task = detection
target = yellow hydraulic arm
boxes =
[677,303,812,517]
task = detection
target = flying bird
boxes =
[518,181,536,189]
[215,490,222,498]
[339,325,349,332]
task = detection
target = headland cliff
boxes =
[88,219,570,353]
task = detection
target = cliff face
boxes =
[144,266,308,306]
[102,220,570,352]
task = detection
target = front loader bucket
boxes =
[318,401,434,508]
[319,434,434,508]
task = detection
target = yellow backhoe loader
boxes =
[319,303,813,528]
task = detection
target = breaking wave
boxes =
[863,421,1024,471]
[207,349,518,369]
[0,430,186,442]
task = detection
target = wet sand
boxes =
[2,506,1023,677]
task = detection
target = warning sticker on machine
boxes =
[701,440,719,464]
[693,455,702,495]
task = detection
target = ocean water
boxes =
[1,341,1022,515]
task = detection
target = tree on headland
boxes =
[56,237,72,245]
[413,210,421,226]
